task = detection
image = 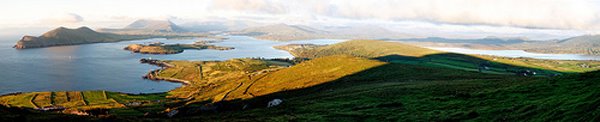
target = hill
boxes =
[278,40,600,73]
[284,40,442,58]
[124,19,186,32]
[233,24,414,41]
[399,36,528,45]
[13,27,150,49]
[520,34,600,55]
[394,35,600,55]
[98,19,206,36]
[390,36,533,50]
[180,20,265,32]
[4,64,600,121]
[322,25,414,39]
[233,23,329,41]
[175,68,600,121]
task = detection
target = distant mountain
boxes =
[180,20,264,32]
[399,36,528,45]
[385,36,536,51]
[124,19,186,32]
[233,23,415,41]
[98,19,202,36]
[233,23,330,41]
[556,35,600,47]
[519,34,600,55]
[393,34,600,55]
[322,25,414,39]
[14,27,154,49]
[240,23,327,35]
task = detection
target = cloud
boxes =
[209,0,600,30]
[42,13,84,24]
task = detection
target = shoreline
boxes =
[140,58,191,85]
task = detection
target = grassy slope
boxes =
[179,70,600,121]
[292,40,442,58]
[289,40,600,73]
[154,40,600,121]
[156,59,283,103]
[246,55,386,97]
[151,55,389,102]
[0,91,169,111]
[0,105,101,121]
[157,56,386,103]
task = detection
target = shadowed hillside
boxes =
[171,66,600,121]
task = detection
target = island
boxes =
[124,41,233,54]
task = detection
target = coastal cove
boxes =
[0,36,346,95]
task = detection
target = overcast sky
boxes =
[1,0,599,39]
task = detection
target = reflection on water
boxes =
[0,36,346,95]
[429,47,600,61]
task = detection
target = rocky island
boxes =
[124,41,233,54]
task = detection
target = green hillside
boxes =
[174,69,600,121]
[289,40,442,58]
[2,40,600,121]
[283,40,600,74]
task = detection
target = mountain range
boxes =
[231,23,413,41]
[518,35,600,55]
[98,19,205,36]
[396,35,600,55]
[123,19,186,32]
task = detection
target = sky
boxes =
[1,0,599,39]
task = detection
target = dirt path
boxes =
[221,82,244,101]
